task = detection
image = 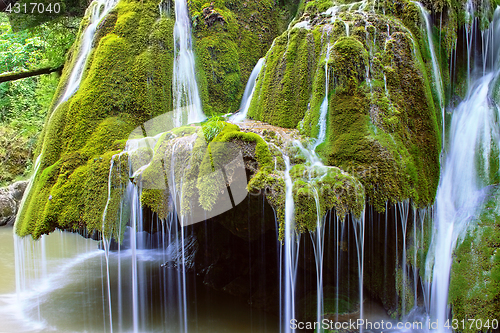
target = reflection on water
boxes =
[0,227,278,333]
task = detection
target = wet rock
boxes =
[0,180,28,226]
[0,195,16,226]
[202,3,225,28]
[9,181,28,201]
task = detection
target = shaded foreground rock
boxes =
[0,181,28,226]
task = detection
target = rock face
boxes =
[247,0,441,211]
[14,0,300,239]
[0,181,28,226]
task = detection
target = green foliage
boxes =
[0,13,80,72]
[0,14,78,183]
[201,116,228,142]
[0,125,32,186]
[8,0,86,30]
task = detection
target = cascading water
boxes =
[231,58,265,123]
[280,141,365,333]
[172,0,206,126]
[14,0,119,224]
[415,2,446,154]
[425,7,500,331]
[54,0,118,110]
[281,155,299,333]
[313,41,331,150]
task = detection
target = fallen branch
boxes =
[0,65,63,83]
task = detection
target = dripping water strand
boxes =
[230,58,265,123]
[414,2,446,156]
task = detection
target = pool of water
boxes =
[0,227,279,333]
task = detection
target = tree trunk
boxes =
[0,65,63,83]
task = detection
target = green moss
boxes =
[248,5,440,211]
[449,186,500,329]
[248,27,322,128]
[289,163,365,236]
[16,0,176,239]
[141,189,170,219]
[395,265,415,316]
[332,37,369,95]
[190,0,297,115]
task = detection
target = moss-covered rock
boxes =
[189,0,301,115]
[128,121,278,239]
[449,186,500,329]
[16,0,303,239]
[0,126,33,186]
[249,0,441,212]
[16,0,176,238]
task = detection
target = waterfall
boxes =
[281,155,299,333]
[172,0,206,126]
[102,156,116,333]
[313,42,331,150]
[54,0,119,110]
[280,141,365,332]
[415,2,446,154]
[399,201,409,316]
[230,58,265,123]
[310,190,326,329]
[13,231,103,331]
[426,9,500,331]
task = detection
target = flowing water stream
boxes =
[426,59,500,332]
[230,58,265,123]
[423,5,500,332]
[172,0,206,126]
[54,0,119,110]
[3,227,278,332]
[7,1,500,332]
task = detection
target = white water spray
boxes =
[426,10,500,330]
[172,0,206,126]
[230,58,265,122]
[54,0,119,110]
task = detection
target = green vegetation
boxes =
[15,0,177,238]
[290,163,365,234]
[4,0,500,326]
[248,26,322,128]
[449,186,500,330]
[0,13,80,185]
[250,1,440,212]
[189,0,300,115]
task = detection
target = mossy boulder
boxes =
[16,0,176,238]
[449,185,500,329]
[189,0,301,115]
[15,0,302,239]
[128,121,277,240]
[249,0,440,212]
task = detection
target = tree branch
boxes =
[0,65,63,83]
